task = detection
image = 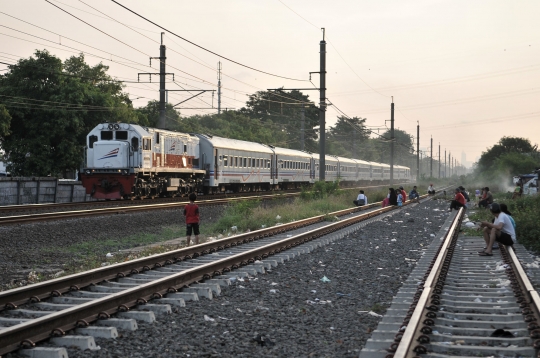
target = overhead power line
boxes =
[111,0,309,82]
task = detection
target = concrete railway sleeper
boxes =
[361,207,540,357]
[0,191,445,357]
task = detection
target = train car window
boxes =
[235,157,238,167]
[243,158,247,167]
[131,137,139,150]
[252,158,255,167]
[224,157,228,167]
[101,131,113,140]
[156,133,160,144]
[256,159,259,168]
[184,144,187,153]
[89,135,98,148]
[116,131,128,140]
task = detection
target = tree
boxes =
[0,104,10,138]
[477,136,538,172]
[495,152,539,175]
[0,50,138,177]
[327,116,369,158]
[238,89,318,150]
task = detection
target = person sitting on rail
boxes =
[397,189,404,207]
[409,186,420,203]
[388,188,398,206]
[354,190,367,206]
[478,203,516,256]
[427,184,436,195]
[399,186,407,203]
[184,193,200,247]
[449,188,466,211]
[478,187,493,208]
[459,186,470,204]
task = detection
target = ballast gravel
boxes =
[0,205,226,290]
[63,199,452,358]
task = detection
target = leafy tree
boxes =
[477,136,537,171]
[327,116,369,158]
[238,89,318,150]
[135,100,177,129]
[0,50,138,177]
[0,104,10,138]
[495,152,539,175]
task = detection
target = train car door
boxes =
[214,149,218,182]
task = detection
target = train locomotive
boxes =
[80,123,411,199]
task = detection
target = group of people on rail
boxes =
[353,185,421,208]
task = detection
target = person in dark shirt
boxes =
[479,187,493,208]
[388,188,398,206]
[184,193,200,246]
[459,186,470,203]
[409,186,420,203]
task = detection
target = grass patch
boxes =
[205,183,402,237]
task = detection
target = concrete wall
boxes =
[0,177,91,205]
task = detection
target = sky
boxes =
[1,0,539,166]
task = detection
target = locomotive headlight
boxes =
[113,123,120,130]
[108,123,114,130]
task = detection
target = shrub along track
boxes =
[0,191,438,357]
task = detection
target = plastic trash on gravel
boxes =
[276,215,281,221]
[269,289,277,293]
[367,311,382,317]
[204,315,215,322]
[106,253,114,258]
[320,276,331,283]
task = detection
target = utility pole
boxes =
[138,32,174,129]
[390,97,395,185]
[416,122,420,181]
[300,107,305,151]
[158,33,166,128]
[444,149,446,178]
[438,143,441,178]
[217,61,222,114]
[352,129,356,159]
[430,136,433,178]
[319,29,327,181]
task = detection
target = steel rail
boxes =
[0,182,414,215]
[0,200,387,309]
[393,207,464,357]
[0,193,300,225]
[0,198,408,355]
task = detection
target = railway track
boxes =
[361,208,540,357]
[0,191,433,357]
[0,182,413,225]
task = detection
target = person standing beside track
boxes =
[184,193,200,247]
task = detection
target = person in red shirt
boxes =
[449,188,466,211]
[399,186,407,203]
[184,193,200,246]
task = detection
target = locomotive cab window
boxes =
[116,131,128,140]
[89,135,98,148]
[131,137,139,150]
[101,131,113,140]
[143,138,151,150]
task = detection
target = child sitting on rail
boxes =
[184,193,200,247]
[409,186,420,203]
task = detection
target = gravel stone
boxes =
[54,199,452,358]
[0,205,226,290]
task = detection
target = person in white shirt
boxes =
[427,184,435,195]
[354,190,368,206]
[478,203,516,256]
